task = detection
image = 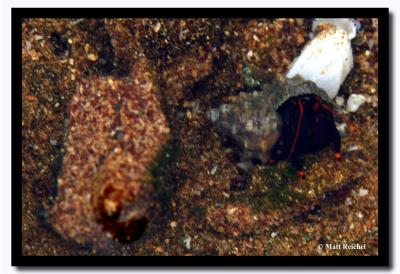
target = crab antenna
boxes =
[319,103,361,132]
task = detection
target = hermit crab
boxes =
[207,76,342,178]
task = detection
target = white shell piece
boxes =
[287,18,357,99]
[312,18,358,40]
[346,94,367,112]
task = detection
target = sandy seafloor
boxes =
[21,18,379,256]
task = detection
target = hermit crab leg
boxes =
[332,127,342,162]
[291,155,305,179]
[288,98,304,159]
[287,98,306,178]
[312,96,342,162]
[320,100,360,132]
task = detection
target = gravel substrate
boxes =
[21,18,378,256]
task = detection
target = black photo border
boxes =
[12,7,390,267]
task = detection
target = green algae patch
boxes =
[258,163,307,209]
[231,164,307,213]
[145,138,180,187]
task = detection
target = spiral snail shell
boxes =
[207,76,335,166]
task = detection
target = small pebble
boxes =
[210,166,218,175]
[153,22,161,33]
[346,94,366,112]
[335,96,345,106]
[368,39,374,49]
[336,123,347,135]
[87,53,98,61]
[271,232,277,238]
[49,138,57,146]
[358,188,369,197]
[34,35,43,41]
[155,246,163,253]
[71,18,84,25]
[345,197,352,206]
[170,221,177,228]
[347,145,360,151]
[247,50,253,60]
[295,18,304,26]
[184,236,191,250]
[364,95,372,103]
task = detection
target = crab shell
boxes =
[207,76,335,164]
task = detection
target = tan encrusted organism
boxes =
[50,58,170,248]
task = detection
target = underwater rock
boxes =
[287,18,357,99]
[207,77,332,165]
[50,58,170,247]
